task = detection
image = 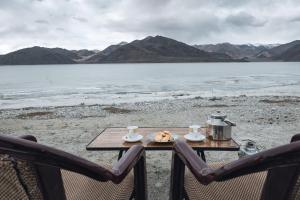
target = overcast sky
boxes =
[0,0,300,54]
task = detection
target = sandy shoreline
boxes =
[1,95,300,199]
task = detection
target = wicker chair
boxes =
[170,134,300,200]
[0,134,147,200]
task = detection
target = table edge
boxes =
[86,146,240,151]
[86,127,240,151]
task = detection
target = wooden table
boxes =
[86,127,240,161]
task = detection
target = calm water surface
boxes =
[0,62,299,109]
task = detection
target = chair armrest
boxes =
[174,140,214,184]
[0,134,145,183]
[174,139,300,184]
[0,135,147,199]
[112,146,147,199]
[18,135,37,142]
[291,134,300,142]
[112,146,145,183]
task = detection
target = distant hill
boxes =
[268,40,300,56]
[101,42,128,55]
[86,36,234,63]
[72,49,97,58]
[194,43,269,59]
[0,46,76,65]
[82,51,106,63]
[254,40,300,61]
[195,41,300,61]
[0,47,99,65]
[274,44,300,61]
[51,48,81,60]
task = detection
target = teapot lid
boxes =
[244,140,259,153]
[210,111,226,119]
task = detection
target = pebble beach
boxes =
[1,95,300,199]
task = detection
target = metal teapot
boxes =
[206,111,236,140]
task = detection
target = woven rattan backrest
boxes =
[260,135,300,200]
[0,134,113,200]
[0,154,44,200]
[288,174,300,200]
[288,135,300,200]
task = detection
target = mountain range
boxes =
[194,40,300,61]
[85,36,233,63]
[194,43,269,60]
[0,36,299,65]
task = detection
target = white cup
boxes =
[127,126,138,138]
[189,125,201,135]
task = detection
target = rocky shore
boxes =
[1,95,300,199]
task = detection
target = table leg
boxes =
[129,191,135,200]
[196,150,206,162]
[118,149,128,160]
[183,188,190,200]
[118,150,124,160]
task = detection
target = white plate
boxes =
[122,134,143,142]
[147,133,179,143]
[184,133,206,142]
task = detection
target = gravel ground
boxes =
[1,95,300,199]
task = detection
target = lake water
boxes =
[0,62,299,109]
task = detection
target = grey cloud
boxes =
[72,16,88,23]
[103,1,223,42]
[226,12,267,27]
[0,0,299,53]
[129,0,172,11]
[216,0,250,7]
[0,24,32,36]
[56,27,65,31]
[35,19,49,24]
[290,16,300,22]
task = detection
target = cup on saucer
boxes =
[123,126,143,142]
[185,125,205,142]
[189,125,201,134]
[127,126,138,138]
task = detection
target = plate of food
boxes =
[148,131,179,143]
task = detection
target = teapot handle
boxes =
[224,119,236,126]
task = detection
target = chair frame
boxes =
[170,134,300,200]
[0,134,147,200]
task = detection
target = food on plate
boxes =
[154,131,173,142]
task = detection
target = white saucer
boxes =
[122,134,143,142]
[184,133,206,142]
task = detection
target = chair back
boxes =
[0,134,147,200]
[0,154,66,200]
[0,135,70,200]
[170,134,300,200]
[261,135,300,200]
[0,153,43,199]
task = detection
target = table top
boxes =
[86,127,240,151]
